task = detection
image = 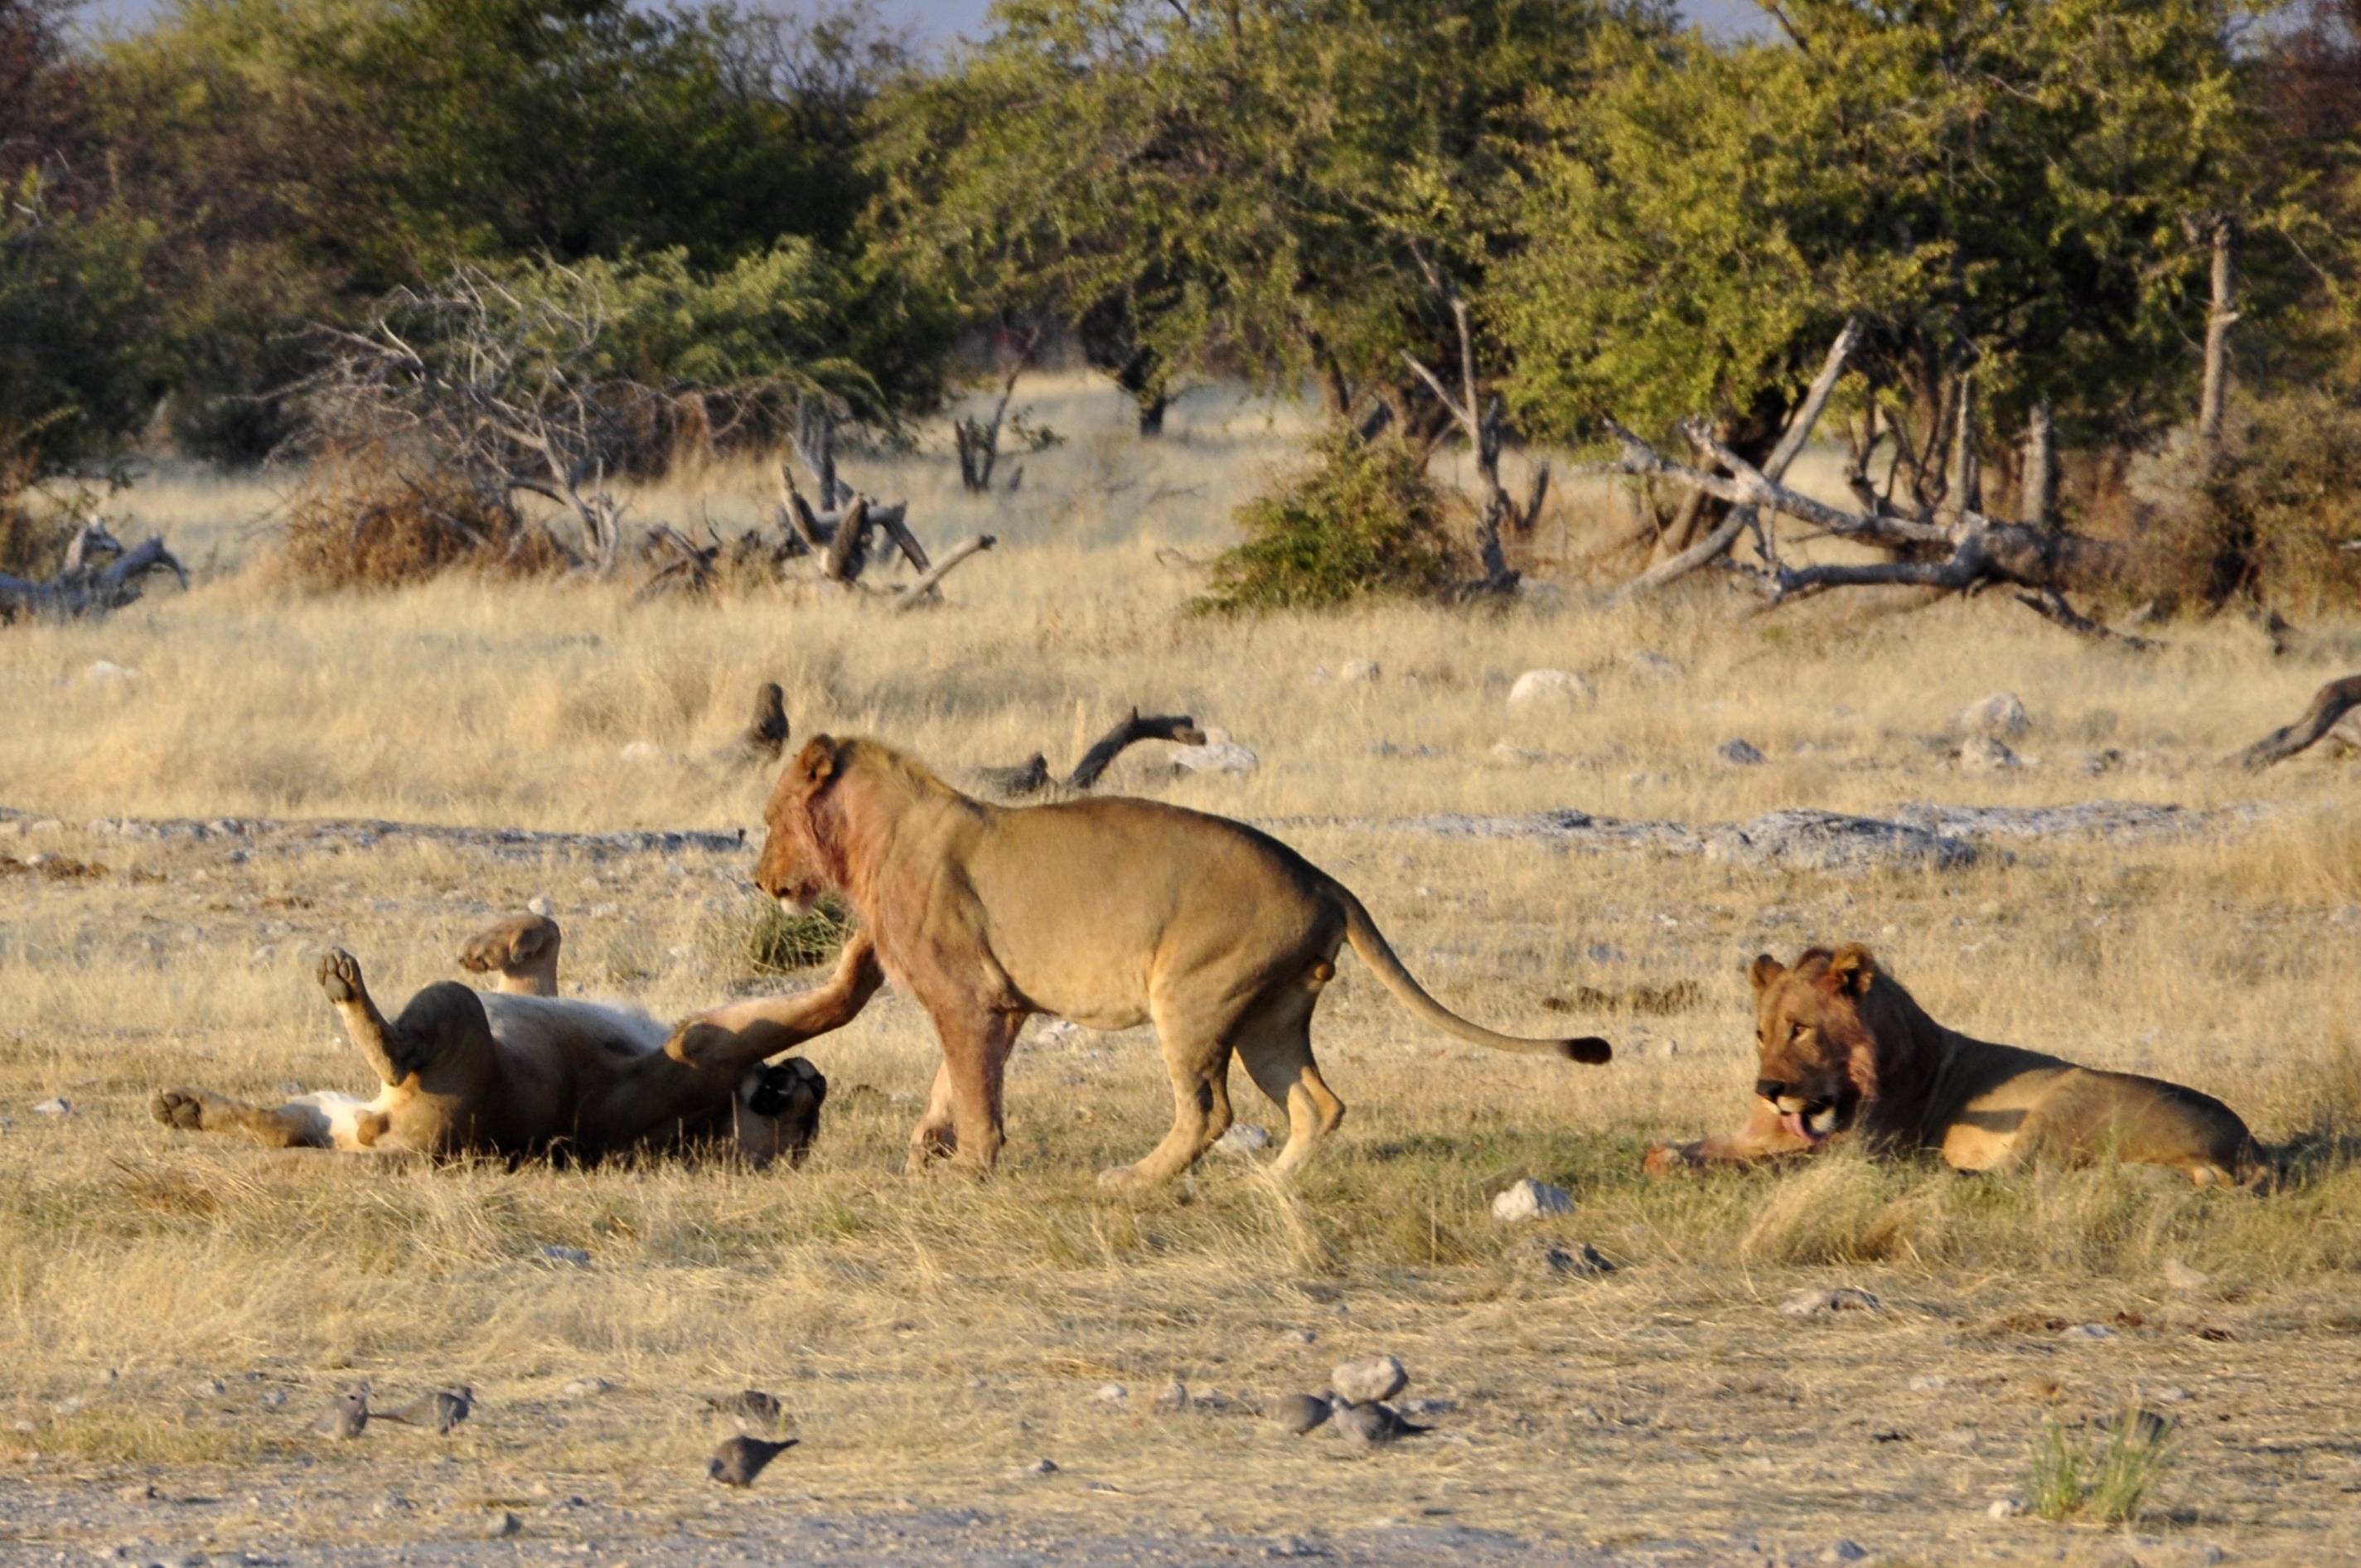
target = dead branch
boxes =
[820,496,871,583]
[891,533,996,610]
[1614,318,1860,603]
[974,753,1050,796]
[0,525,189,622]
[2233,673,2361,768]
[956,327,1043,494]
[2012,587,2158,651]
[1066,709,1206,789]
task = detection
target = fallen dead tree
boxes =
[2233,673,2361,767]
[975,708,1207,798]
[0,523,187,622]
[1602,323,2145,645]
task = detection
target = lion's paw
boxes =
[316,949,364,1004]
[152,1088,207,1130]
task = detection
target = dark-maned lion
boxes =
[751,734,1611,1184]
[151,917,882,1165]
[1645,944,2260,1187]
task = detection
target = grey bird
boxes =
[381,1386,473,1435]
[1329,1400,1431,1449]
[708,1434,797,1487]
[702,1389,783,1425]
[1272,1392,1334,1436]
[314,1384,370,1440]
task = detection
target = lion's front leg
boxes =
[317,950,414,1088]
[1645,1098,1818,1174]
[905,1058,959,1172]
[151,1087,325,1149]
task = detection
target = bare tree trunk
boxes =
[820,496,871,583]
[891,533,996,610]
[1945,372,1981,519]
[2199,217,2238,462]
[2234,673,2361,768]
[2018,399,2055,528]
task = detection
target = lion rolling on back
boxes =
[1646,944,2260,1187]
[752,734,1611,1184]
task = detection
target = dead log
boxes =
[820,496,871,583]
[2233,673,2361,768]
[742,681,790,762]
[0,525,189,622]
[891,534,996,610]
[1066,709,1206,789]
[1615,318,1859,602]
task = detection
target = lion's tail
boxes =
[1333,884,1610,1064]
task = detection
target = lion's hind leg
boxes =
[1233,990,1342,1182]
[150,1086,329,1149]
[1101,990,1248,1188]
[317,949,414,1088]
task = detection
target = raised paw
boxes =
[316,949,365,1004]
[152,1088,210,1130]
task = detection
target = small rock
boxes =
[1154,1378,1189,1411]
[250,944,276,963]
[1170,741,1259,776]
[1338,659,1381,684]
[194,1378,227,1397]
[1986,1496,2024,1520]
[1095,1383,1129,1406]
[1271,1392,1333,1436]
[2100,1409,2172,1445]
[30,1098,70,1117]
[1908,1374,1946,1393]
[2060,1322,2117,1341]
[1278,1328,1317,1345]
[1213,1123,1271,1155]
[1823,1543,1870,1563]
[588,902,619,919]
[1489,1178,1573,1222]
[619,740,661,762]
[1958,691,2032,737]
[262,1388,289,1408]
[2163,1257,2210,1292]
[1014,1457,1059,1477]
[1959,734,2021,771]
[486,1511,523,1539]
[1506,668,1594,710]
[1625,650,1678,680]
[1488,740,1548,766]
[1717,738,1767,767]
[1330,1401,1429,1448]
[85,660,139,684]
[116,1482,158,1502]
[1398,1397,1456,1417]
[1328,1355,1407,1405]
[560,1377,612,1398]
[539,1245,592,1266]
[1779,1287,1882,1317]
[526,896,554,917]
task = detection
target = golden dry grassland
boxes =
[1,380,2358,1565]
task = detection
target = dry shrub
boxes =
[1736,1154,1947,1265]
[276,457,568,591]
[2136,391,2361,613]
[0,496,69,579]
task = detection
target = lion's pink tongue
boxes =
[1783,1111,1824,1145]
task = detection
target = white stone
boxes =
[1154,1378,1188,1411]
[1213,1123,1271,1155]
[526,896,554,917]
[1489,1178,1574,1222]
[1338,659,1381,684]
[2163,1257,2209,1292]
[84,661,138,683]
[1824,1542,1870,1564]
[1908,1374,1946,1392]
[1506,669,1594,710]
[1986,1496,2024,1520]
[1626,650,1678,680]
[1329,1354,1408,1405]
[618,740,661,762]
[1095,1383,1128,1406]
[1959,735,2020,771]
[539,1245,592,1266]
[1489,740,1548,766]
[1957,691,2032,737]
[1717,738,1767,766]
[2060,1322,2117,1340]
[30,1098,69,1116]
[1170,741,1258,776]
[559,1377,611,1398]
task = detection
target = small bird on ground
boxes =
[314,1384,370,1440]
[701,1389,782,1425]
[1329,1400,1430,1449]
[380,1387,473,1435]
[708,1435,797,1488]
[1271,1392,1334,1436]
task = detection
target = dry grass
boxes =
[1,380,2359,1562]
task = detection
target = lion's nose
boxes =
[1755,1078,1788,1103]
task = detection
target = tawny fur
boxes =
[751,734,1610,1185]
[456,912,561,996]
[1645,944,2260,1187]
[152,919,880,1164]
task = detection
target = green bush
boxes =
[2189,390,2361,613]
[1192,428,1468,614]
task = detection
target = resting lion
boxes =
[151,914,882,1165]
[750,734,1611,1184]
[1644,944,2260,1187]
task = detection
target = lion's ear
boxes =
[1828,944,1878,996]
[793,736,837,785]
[1748,955,1785,995]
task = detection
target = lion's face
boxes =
[753,738,844,912]
[1746,946,1882,1146]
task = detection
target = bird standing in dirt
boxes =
[708,1434,797,1487]
[1330,1400,1430,1448]
[314,1384,370,1440]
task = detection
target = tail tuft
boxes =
[1563,1037,1612,1065]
